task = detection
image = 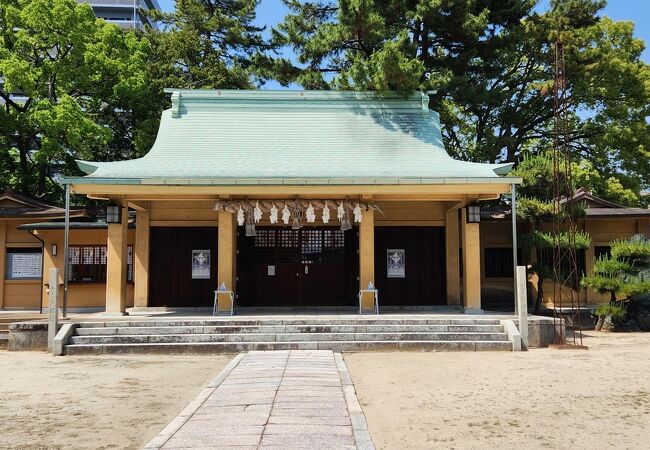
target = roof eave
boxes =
[62,176,523,186]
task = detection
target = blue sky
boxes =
[157,0,650,64]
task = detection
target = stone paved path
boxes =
[144,350,374,450]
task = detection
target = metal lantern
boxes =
[245,211,257,237]
[467,204,481,223]
[106,204,122,224]
[291,208,302,230]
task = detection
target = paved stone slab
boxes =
[145,350,374,449]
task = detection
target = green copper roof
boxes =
[68,90,516,185]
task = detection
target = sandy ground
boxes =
[0,352,232,450]
[345,332,650,450]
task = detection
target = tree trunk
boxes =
[37,162,47,196]
[18,143,29,193]
[534,275,544,315]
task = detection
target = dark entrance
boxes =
[237,227,358,307]
[374,227,446,306]
[149,227,218,307]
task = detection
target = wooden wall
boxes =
[481,217,650,307]
[35,228,135,309]
[1,219,43,309]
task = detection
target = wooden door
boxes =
[300,228,349,306]
[149,227,218,307]
[374,227,446,306]
[237,227,355,307]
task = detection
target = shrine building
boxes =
[4,90,522,314]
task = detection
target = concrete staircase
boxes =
[64,317,515,354]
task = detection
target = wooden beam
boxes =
[128,200,150,211]
[72,183,513,198]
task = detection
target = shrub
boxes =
[594,304,627,323]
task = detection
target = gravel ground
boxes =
[0,352,232,449]
[345,332,650,450]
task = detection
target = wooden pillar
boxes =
[0,221,6,309]
[134,209,150,308]
[445,208,460,306]
[105,205,128,315]
[217,212,236,313]
[359,209,375,289]
[461,208,482,312]
[217,211,237,312]
[358,209,376,312]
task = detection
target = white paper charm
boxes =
[270,203,278,224]
[337,201,345,220]
[282,204,291,224]
[306,202,316,223]
[254,201,263,223]
[353,203,363,223]
[237,205,245,226]
[322,202,330,224]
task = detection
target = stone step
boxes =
[0,334,7,350]
[69,331,509,345]
[76,318,503,328]
[74,323,506,336]
[64,340,513,355]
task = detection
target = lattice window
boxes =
[254,229,278,265]
[320,229,345,264]
[277,230,300,264]
[68,245,133,283]
[254,229,276,247]
[301,229,323,264]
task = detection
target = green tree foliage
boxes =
[0,0,154,201]
[583,235,650,301]
[514,152,640,207]
[146,0,274,90]
[275,0,650,199]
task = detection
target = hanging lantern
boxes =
[306,202,316,223]
[292,208,302,230]
[353,203,363,223]
[254,201,263,223]
[466,203,481,223]
[340,209,352,231]
[270,203,279,224]
[245,211,257,236]
[281,204,291,224]
[337,201,345,221]
[237,205,245,226]
[106,204,122,224]
[322,201,331,224]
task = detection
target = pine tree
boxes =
[274,0,650,199]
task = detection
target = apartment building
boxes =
[78,0,161,29]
